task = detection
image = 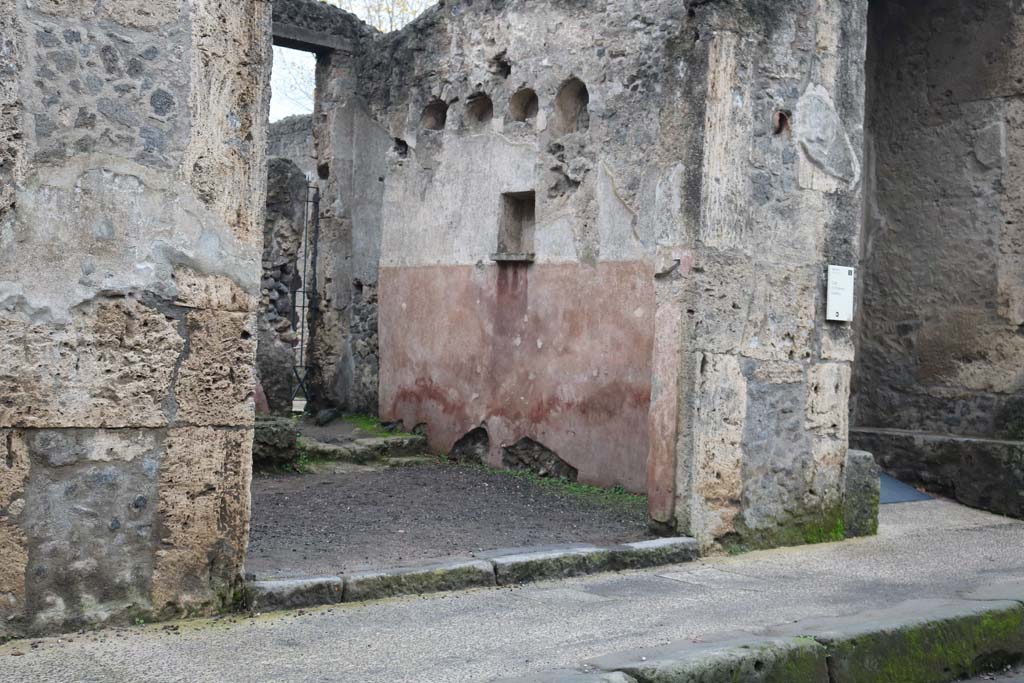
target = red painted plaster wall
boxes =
[379,260,654,492]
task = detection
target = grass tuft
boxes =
[343,414,415,438]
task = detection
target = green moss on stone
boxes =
[343,414,414,438]
[720,505,847,554]
[828,606,1024,682]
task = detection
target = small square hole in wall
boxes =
[494,191,536,262]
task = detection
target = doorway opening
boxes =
[257,45,321,419]
[246,1,655,585]
[852,0,1024,519]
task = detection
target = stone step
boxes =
[386,455,444,468]
[298,434,428,464]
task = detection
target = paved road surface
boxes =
[3,499,1023,682]
[963,667,1024,682]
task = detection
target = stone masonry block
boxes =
[100,0,183,30]
[806,363,851,437]
[688,257,816,363]
[843,449,879,538]
[152,427,252,615]
[172,267,257,313]
[20,429,162,633]
[0,429,29,636]
[0,299,184,429]
[174,310,257,427]
[690,353,746,545]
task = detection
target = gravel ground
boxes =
[246,462,651,579]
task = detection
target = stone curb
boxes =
[586,635,829,683]
[497,584,1024,683]
[344,560,496,602]
[246,577,345,612]
[766,598,1024,683]
[606,537,699,571]
[493,672,637,683]
[492,547,614,585]
[244,537,698,613]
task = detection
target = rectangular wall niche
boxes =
[493,191,536,262]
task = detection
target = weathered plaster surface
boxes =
[0,0,271,637]
[671,0,869,550]
[311,0,875,545]
[381,261,654,492]
[0,0,23,221]
[268,114,315,179]
[363,0,696,493]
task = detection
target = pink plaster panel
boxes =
[379,261,655,493]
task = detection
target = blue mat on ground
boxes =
[880,473,933,504]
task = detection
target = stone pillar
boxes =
[661,0,870,551]
[0,0,271,637]
[309,39,392,415]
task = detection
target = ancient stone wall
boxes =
[259,157,308,415]
[0,0,271,637]
[659,0,870,550]
[268,114,316,179]
[326,0,875,540]
[852,0,1024,517]
[365,0,693,492]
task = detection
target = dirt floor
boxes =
[246,462,652,579]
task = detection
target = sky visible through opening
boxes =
[270,1,436,121]
[270,46,316,122]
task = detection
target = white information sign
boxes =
[826,265,855,322]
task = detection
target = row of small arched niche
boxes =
[419,77,590,135]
